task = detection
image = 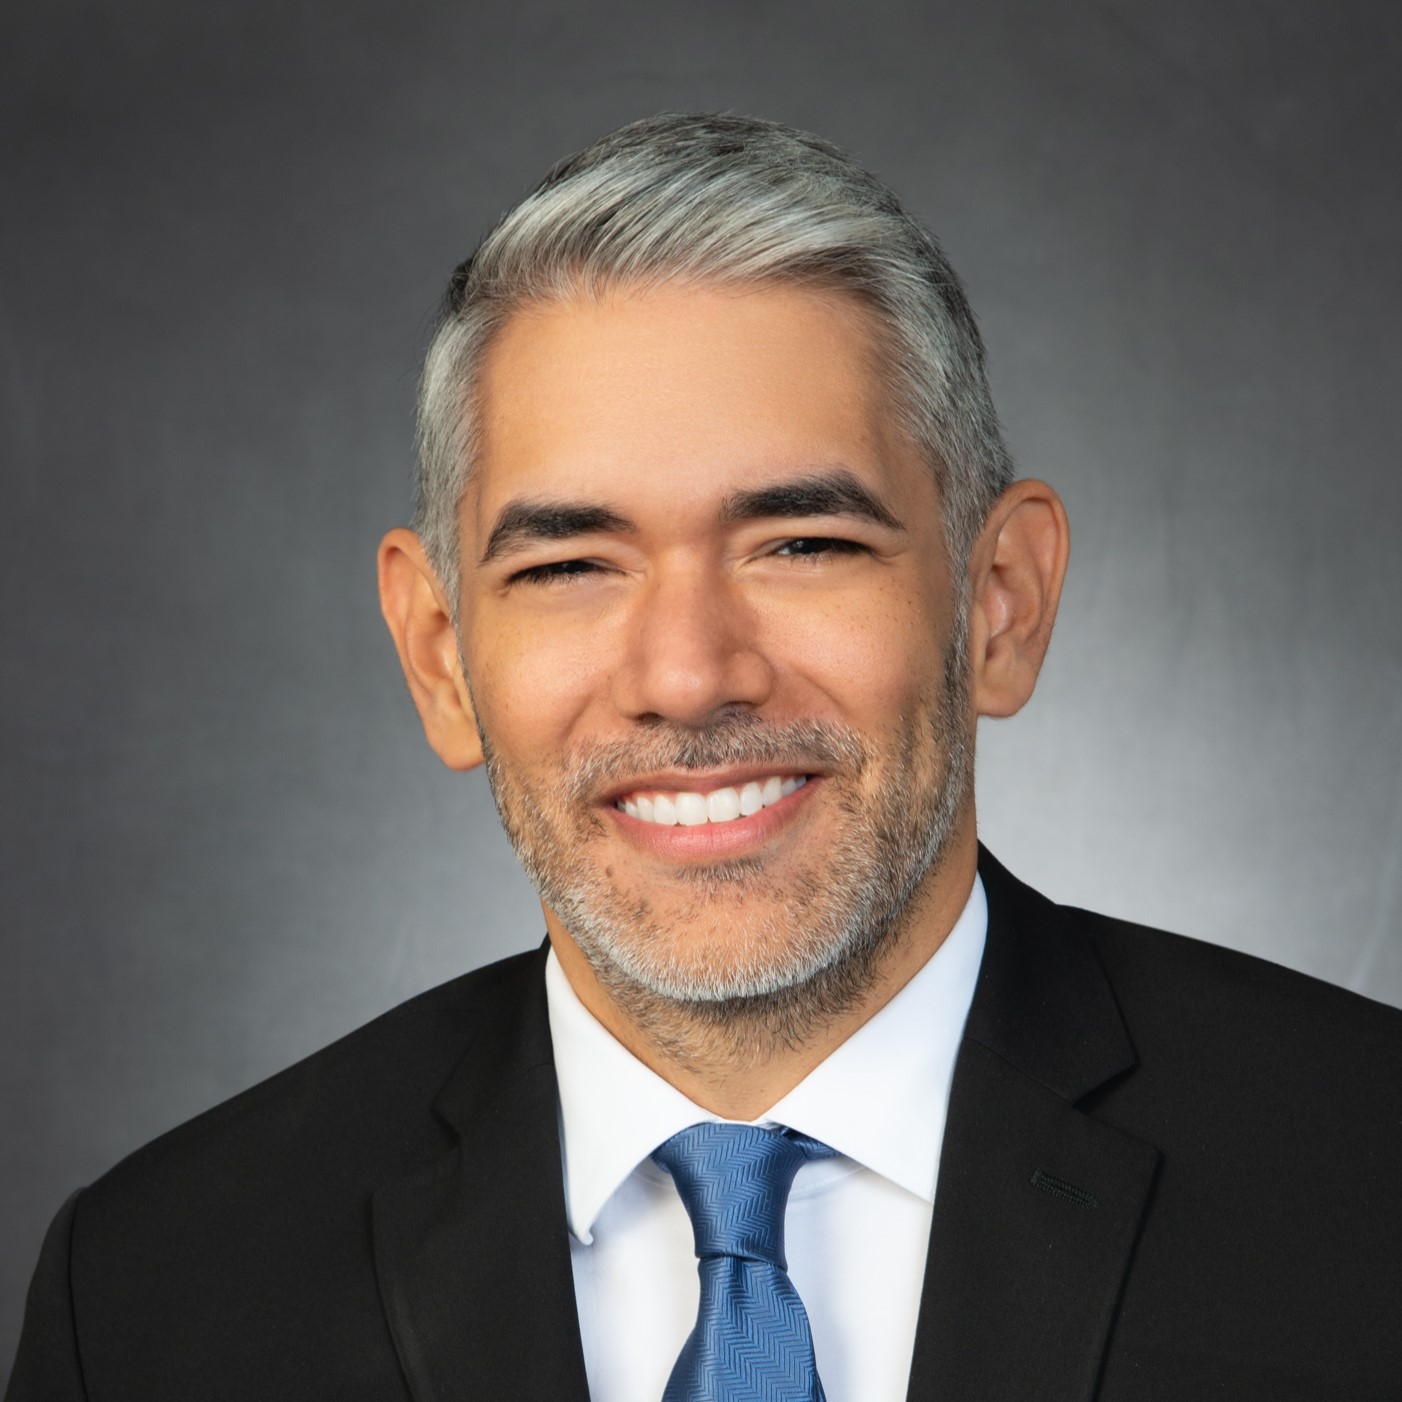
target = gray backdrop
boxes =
[3,0,1399,1376]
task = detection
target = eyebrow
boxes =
[478,466,905,565]
[719,468,905,532]
[479,501,635,564]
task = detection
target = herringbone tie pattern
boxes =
[653,1122,836,1402]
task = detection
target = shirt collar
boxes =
[546,874,987,1244]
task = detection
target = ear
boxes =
[377,528,485,771]
[965,480,1070,719]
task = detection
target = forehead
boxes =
[466,283,926,528]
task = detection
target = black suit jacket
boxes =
[9,848,1402,1400]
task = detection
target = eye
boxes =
[507,558,604,586]
[773,536,869,561]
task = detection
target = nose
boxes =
[610,566,774,726]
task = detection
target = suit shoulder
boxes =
[1068,905,1402,1135]
[80,946,546,1216]
[1077,905,1402,1042]
[48,948,549,1393]
[1048,913,1402,1384]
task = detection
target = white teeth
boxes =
[619,775,808,826]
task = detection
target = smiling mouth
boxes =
[615,774,809,827]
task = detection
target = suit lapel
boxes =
[905,850,1161,1402]
[372,950,591,1402]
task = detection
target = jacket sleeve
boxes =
[5,1191,89,1401]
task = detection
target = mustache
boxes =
[560,715,867,800]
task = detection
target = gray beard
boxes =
[473,620,972,1066]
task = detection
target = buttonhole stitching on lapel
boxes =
[1030,1168,1098,1210]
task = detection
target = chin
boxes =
[564,888,897,1009]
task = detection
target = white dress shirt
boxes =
[545,874,987,1402]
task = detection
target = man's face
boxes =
[457,283,974,1011]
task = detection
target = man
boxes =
[8,113,1401,1401]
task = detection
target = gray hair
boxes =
[414,112,1014,613]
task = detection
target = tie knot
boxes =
[652,1123,834,1271]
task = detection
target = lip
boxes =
[603,773,820,861]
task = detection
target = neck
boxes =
[547,824,979,1121]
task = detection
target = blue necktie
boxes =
[652,1122,837,1402]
